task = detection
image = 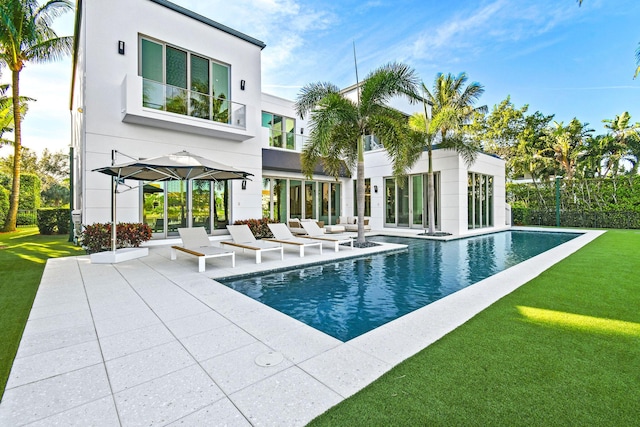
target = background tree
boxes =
[0,0,73,231]
[0,147,69,207]
[600,112,640,176]
[295,62,419,244]
[544,119,593,179]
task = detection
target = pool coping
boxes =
[0,227,605,426]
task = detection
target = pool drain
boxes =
[255,351,284,367]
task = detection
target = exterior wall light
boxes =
[241,179,247,190]
[240,79,246,90]
[118,41,125,55]
[373,185,378,193]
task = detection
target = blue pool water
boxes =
[219,230,581,341]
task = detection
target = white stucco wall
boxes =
[364,148,506,235]
[73,0,265,226]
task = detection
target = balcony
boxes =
[265,129,308,151]
[121,75,253,141]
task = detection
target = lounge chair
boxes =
[300,221,354,252]
[171,227,235,272]
[266,223,322,257]
[221,225,284,264]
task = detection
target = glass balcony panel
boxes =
[141,78,245,129]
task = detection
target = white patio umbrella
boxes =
[93,150,253,253]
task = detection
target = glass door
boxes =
[411,174,424,228]
[192,180,211,233]
[142,182,165,237]
[167,180,187,236]
[397,176,409,227]
[385,178,395,226]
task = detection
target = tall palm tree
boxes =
[0,0,73,232]
[295,62,419,245]
[387,72,487,235]
[546,119,593,180]
[601,112,640,176]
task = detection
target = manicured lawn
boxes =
[0,227,83,400]
[310,229,640,426]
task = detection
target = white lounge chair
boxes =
[266,223,322,257]
[221,225,284,264]
[171,227,235,272]
[300,221,354,252]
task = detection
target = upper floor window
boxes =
[262,111,295,149]
[140,37,231,124]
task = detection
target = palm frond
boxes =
[24,35,72,63]
[294,82,340,119]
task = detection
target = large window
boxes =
[140,37,231,124]
[262,112,296,149]
[468,172,494,229]
[263,177,340,224]
[141,179,231,237]
[385,174,439,229]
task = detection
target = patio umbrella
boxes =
[93,150,253,253]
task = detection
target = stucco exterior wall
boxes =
[74,0,265,225]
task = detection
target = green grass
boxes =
[0,227,84,400]
[310,229,640,426]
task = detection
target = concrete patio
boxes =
[0,228,603,426]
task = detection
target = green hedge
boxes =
[0,187,8,225]
[509,177,640,229]
[511,207,640,229]
[18,174,41,211]
[37,208,70,235]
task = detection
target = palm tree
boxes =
[295,62,419,245]
[0,0,73,232]
[601,112,640,176]
[387,72,487,235]
[545,119,593,180]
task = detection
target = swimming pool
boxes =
[219,230,581,341]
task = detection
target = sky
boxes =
[1,0,639,158]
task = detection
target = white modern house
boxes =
[70,0,506,240]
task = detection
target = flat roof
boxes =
[150,0,266,50]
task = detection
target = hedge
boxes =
[508,177,640,229]
[0,186,8,225]
[511,208,640,229]
[37,208,70,235]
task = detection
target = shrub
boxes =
[37,208,71,235]
[18,174,41,211]
[0,186,9,225]
[80,222,152,253]
[232,218,279,239]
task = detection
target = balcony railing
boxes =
[142,78,246,128]
[267,130,308,151]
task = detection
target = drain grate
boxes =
[255,351,284,367]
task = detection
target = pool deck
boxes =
[0,227,605,426]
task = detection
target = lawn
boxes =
[0,227,84,400]
[310,229,640,426]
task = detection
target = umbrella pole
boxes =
[112,150,117,253]
[112,176,117,252]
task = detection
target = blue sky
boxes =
[2,0,639,157]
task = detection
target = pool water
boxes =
[219,230,580,341]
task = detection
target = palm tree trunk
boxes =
[3,70,21,232]
[356,135,365,244]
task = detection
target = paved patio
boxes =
[0,228,604,426]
